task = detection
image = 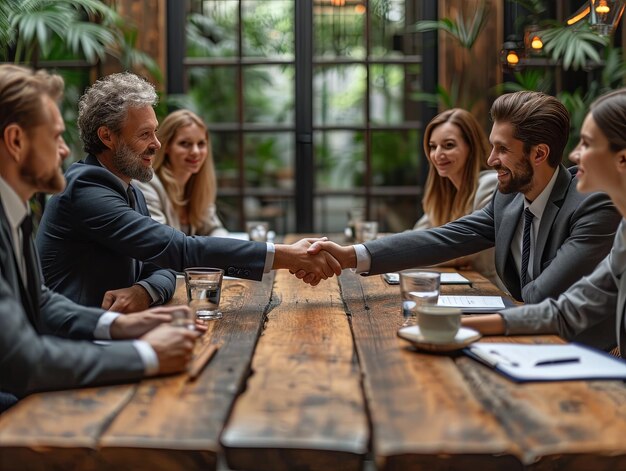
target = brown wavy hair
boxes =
[153,110,216,230]
[421,108,490,226]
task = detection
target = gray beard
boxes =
[112,141,154,183]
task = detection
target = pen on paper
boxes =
[534,357,580,367]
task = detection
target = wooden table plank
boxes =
[339,270,522,470]
[459,357,626,470]
[95,275,275,471]
[221,268,369,471]
[0,385,135,471]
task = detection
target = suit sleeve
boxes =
[520,192,621,303]
[0,277,144,397]
[501,252,619,350]
[68,169,267,280]
[364,199,496,275]
[37,284,105,339]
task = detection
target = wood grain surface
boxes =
[96,275,274,471]
[221,260,368,470]
[339,269,522,470]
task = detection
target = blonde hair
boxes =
[421,108,490,226]
[153,110,217,230]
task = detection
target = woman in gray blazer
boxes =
[465,88,626,355]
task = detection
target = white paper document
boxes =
[437,295,506,312]
[466,342,626,382]
[440,273,471,285]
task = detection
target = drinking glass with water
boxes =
[399,270,441,327]
[184,267,224,320]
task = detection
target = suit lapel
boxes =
[533,165,570,278]
[0,201,40,327]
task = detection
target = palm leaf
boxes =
[541,24,607,70]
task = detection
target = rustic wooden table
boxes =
[2,235,626,470]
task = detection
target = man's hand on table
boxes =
[102,284,152,313]
[140,324,200,374]
[110,305,206,339]
[273,238,342,286]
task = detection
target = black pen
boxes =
[534,357,580,367]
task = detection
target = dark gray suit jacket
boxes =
[36,155,267,308]
[0,199,144,398]
[364,165,621,304]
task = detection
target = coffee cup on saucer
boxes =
[416,305,461,343]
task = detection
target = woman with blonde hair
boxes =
[415,108,500,285]
[135,109,228,236]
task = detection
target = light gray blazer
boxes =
[501,219,626,352]
[364,165,621,304]
[134,174,228,236]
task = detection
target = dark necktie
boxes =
[521,208,534,287]
[20,215,39,310]
[127,184,137,210]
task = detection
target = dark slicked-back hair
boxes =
[490,91,569,168]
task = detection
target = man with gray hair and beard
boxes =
[36,72,340,312]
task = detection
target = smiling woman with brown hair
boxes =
[415,108,499,286]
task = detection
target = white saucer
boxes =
[397,326,482,353]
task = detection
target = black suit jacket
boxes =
[0,199,144,398]
[36,155,267,307]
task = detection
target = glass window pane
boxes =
[244,132,295,190]
[189,1,239,58]
[212,131,239,181]
[313,65,366,126]
[370,64,405,125]
[186,67,238,123]
[314,195,366,234]
[313,1,366,58]
[315,131,365,190]
[243,66,295,124]
[371,130,420,186]
[242,1,294,58]
[244,196,294,235]
[371,195,419,233]
[370,0,415,58]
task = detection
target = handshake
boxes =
[272,238,358,286]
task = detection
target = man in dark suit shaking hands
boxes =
[36,72,340,312]
[0,65,199,408]
[308,91,621,307]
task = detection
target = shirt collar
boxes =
[524,167,559,219]
[0,175,28,232]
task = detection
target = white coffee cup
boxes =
[416,305,461,342]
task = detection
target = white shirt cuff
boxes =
[264,242,275,273]
[353,244,372,274]
[136,281,160,304]
[94,311,121,340]
[132,340,159,376]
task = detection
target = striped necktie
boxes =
[521,208,534,287]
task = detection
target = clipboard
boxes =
[464,342,626,382]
